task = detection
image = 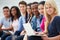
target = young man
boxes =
[0,6,12,40]
[31,2,43,32]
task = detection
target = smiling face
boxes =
[45,4,55,16]
[31,4,39,16]
[11,8,17,16]
[3,8,10,17]
[27,6,31,14]
[19,4,27,13]
[38,4,44,15]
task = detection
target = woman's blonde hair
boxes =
[44,0,58,32]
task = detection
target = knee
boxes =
[5,36,12,40]
[16,36,24,40]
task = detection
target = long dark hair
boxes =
[38,1,45,6]
[10,6,21,21]
[25,12,28,23]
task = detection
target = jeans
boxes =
[6,35,24,40]
[0,31,11,40]
[14,31,21,36]
[0,31,4,37]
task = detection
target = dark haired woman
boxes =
[9,6,21,34]
[27,3,34,22]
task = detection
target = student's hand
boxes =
[41,34,49,40]
[43,30,48,34]
[34,32,44,35]
[20,30,26,35]
[23,34,28,40]
[33,31,39,35]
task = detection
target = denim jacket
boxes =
[31,15,43,32]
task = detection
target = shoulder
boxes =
[18,16,23,22]
[54,16,60,22]
[52,16,60,24]
[0,17,5,21]
[31,16,36,21]
[0,17,5,24]
[19,16,22,20]
[32,16,36,20]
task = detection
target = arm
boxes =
[48,35,60,40]
[42,34,60,40]
[0,19,3,31]
[0,24,2,28]
[0,24,3,31]
[0,24,2,29]
[44,21,48,34]
[0,18,3,28]
[23,34,28,40]
[17,17,23,34]
[20,30,26,35]
[0,18,13,31]
[1,25,13,31]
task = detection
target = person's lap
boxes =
[1,32,11,40]
[6,35,24,40]
[6,35,43,40]
[5,36,12,40]
[15,35,24,40]
[28,35,43,40]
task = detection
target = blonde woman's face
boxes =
[45,4,55,15]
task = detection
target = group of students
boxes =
[0,0,60,40]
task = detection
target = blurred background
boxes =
[0,0,60,19]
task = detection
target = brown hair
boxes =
[19,1,27,6]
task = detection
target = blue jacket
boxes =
[17,16,26,33]
[31,15,43,32]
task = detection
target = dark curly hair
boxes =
[10,6,21,21]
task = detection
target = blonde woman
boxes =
[42,0,60,40]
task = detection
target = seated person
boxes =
[0,6,12,40]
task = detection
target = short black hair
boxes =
[38,1,45,6]
[32,2,38,5]
[3,6,9,9]
[19,1,27,6]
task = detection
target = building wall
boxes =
[0,0,60,19]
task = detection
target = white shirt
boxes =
[10,19,19,34]
[12,19,18,33]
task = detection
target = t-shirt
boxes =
[0,17,12,32]
[48,16,60,37]
[11,19,19,34]
[0,17,12,28]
